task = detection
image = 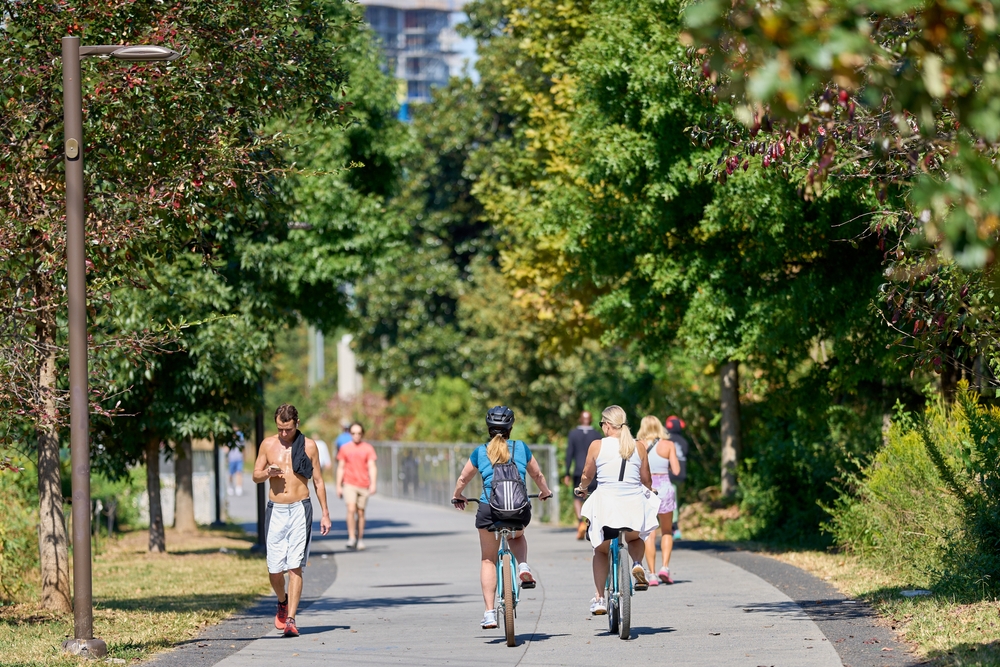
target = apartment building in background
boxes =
[360,0,477,112]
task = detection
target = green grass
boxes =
[0,526,270,666]
[755,546,1000,665]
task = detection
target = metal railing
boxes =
[371,441,560,524]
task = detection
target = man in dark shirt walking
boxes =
[562,411,598,540]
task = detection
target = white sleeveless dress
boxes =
[579,437,660,548]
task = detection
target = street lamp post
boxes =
[61,36,181,658]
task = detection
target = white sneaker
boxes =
[632,563,649,590]
[346,538,357,550]
[356,540,366,551]
[227,486,235,496]
[235,486,243,496]
[590,597,608,615]
[518,562,536,589]
[481,610,498,629]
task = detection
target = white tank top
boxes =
[595,437,642,487]
[647,438,673,475]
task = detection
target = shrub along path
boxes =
[162,493,910,667]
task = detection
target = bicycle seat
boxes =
[490,521,526,532]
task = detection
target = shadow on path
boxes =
[303,593,475,613]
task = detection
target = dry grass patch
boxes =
[735,545,1000,666]
[0,526,269,666]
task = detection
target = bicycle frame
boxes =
[495,528,520,612]
[605,535,632,637]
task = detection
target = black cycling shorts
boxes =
[475,500,531,530]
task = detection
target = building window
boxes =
[408,80,431,100]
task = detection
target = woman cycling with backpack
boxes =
[452,406,554,629]
[575,405,660,614]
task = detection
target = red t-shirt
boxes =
[337,441,377,488]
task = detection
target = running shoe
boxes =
[283,617,299,637]
[518,563,536,589]
[658,567,674,584]
[481,610,498,629]
[274,597,288,630]
[632,564,649,591]
[647,572,660,587]
[356,540,366,551]
[590,597,608,615]
[346,538,357,550]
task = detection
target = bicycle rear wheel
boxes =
[606,542,619,634]
[618,541,631,639]
[502,553,516,647]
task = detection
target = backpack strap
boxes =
[647,437,659,454]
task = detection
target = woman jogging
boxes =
[452,406,553,629]
[636,415,681,585]
[575,405,660,614]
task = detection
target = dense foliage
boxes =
[831,385,1000,597]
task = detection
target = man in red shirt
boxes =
[335,422,378,550]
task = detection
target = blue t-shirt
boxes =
[470,440,533,503]
[335,432,352,449]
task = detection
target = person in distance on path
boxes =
[664,415,689,539]
[636,415,680,586]
[452,406,553,630]
[563,411,598,540]
[252,404,332,638]
[575,405,660,614]
[335,422,377,550]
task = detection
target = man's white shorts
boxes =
[265,498,313,574]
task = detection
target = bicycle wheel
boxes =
[618,541,631,639]
[606,543,619,634]
[502,553,516,647]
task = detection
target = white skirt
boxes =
[580,483,661,549]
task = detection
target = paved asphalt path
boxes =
[142,488,918,667]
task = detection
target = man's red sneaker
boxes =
[275,598,288,630]
[283,617,299,637]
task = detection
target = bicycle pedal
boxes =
[520,580,536,589]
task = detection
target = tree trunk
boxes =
[720,360,742,499]
[36,295,72,612]
[174,437,196,533]
[145,436,165,552]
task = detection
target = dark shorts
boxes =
[588,525,631,542]
[475,500,531,530]
[573,475,598,493]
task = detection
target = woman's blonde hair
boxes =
[636,415,667,443]
[601,405,636,459]
[486,433,511,465]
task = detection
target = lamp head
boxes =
[110,45,182,61]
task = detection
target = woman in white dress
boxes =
[574,405,660,614]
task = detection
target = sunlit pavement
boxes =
[210,488,847,666]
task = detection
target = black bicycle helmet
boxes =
[486,405,515,437]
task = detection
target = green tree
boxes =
[1,0,353,607]
[683,0,1000,267]
[92,5,408,551]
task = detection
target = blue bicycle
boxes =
[452,495,540,647]
[605,533,632,639]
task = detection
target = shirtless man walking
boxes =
[252,403,332,637]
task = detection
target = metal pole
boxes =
[547,445,559,524]
[212,440,224,526]
[252,393,266,552]
[390,445,398,499]
[61,35,106,659]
